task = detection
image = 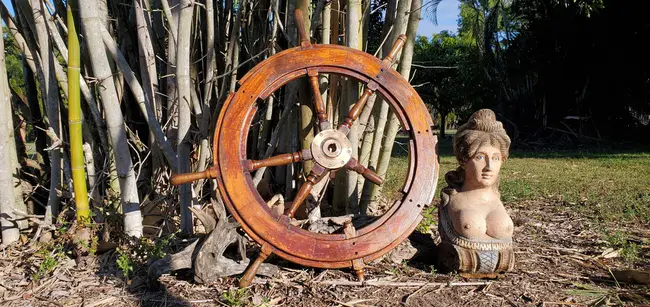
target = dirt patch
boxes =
[1,200,648,306]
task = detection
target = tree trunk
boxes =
[360,0,408,210]
[440,111,447,139]
[256,0,280,163]
[134,0,159,118]
[0,24,20,246]
[320,0,331,112]
[368,0,419,205]
[30,0,62,227]
[362,0,370,51]
[333,0,363,215]
[358,0,397,208]
[176,0,194,234]
[280,0,298,200]
[0,3,47,172]
[227,3,242,93]
[197,0,216,193]
[357,113,374,214]
[79,0,143,237]
[165,0,180,149]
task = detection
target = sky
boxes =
[1,0,13,15]
[416,0,461,37]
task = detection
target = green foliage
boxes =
[34,245,65,281]
[132,234,177,262]
[412,31,480,124]
[418,0,650,142]
[386,260,410,275]
[3,27,26,95]
[222,288,250,306]
[116,247,134,279]
[115,233,177,280]
[563,282,648,306]
[602,231,641,264]
[416,206,437,233]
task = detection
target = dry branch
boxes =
[313,280,492,287]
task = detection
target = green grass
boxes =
[385,131,650,229]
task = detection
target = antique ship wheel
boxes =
[171,10,439,288]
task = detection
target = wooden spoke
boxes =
[294,9,311,49]
[308,69,329,130]
[345,157,383,186]
[239,244,273,288]
[338,82,377,135]
[246,149,312,172]
[171,166,219,185]
[284,165,327,218]
[381,34,407,66]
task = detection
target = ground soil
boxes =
[1,200,648,307]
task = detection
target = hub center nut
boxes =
[323,139,342,158]
[311,129,352,169]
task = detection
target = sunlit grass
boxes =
[385,132,650,231]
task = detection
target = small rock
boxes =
[387,241,418,264]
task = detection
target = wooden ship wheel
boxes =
[171,10,439,288]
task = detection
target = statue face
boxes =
[462,145,503,190]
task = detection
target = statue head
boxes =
[445,109,511,191]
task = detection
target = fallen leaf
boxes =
[599,248,620,259]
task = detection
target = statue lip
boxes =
[480,172,493,179]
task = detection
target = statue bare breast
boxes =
[446,192,513,241]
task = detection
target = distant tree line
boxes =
[412,0,650,143]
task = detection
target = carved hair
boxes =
[443,109,511,192]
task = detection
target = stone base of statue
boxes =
[436,206,515,276]
[436,242,515,276]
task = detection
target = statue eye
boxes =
[493,156,500,161]
[476,155,484,161]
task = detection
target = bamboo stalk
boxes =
[100,29,179,168]
[67,2,89,222]
[176,0,194,234]
[134,0,159,120]
[29,0,62,227]
[360,0,409,210]
[196,0,216,193]
[333,0,363,214]
[255,0,280,163]
[370,0,420,203]
[0,20,20,245]
[79,0,143,237]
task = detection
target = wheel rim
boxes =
[214,44,439,268]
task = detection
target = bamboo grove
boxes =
[0,0,426,245]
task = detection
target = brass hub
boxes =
[311,129,352,169]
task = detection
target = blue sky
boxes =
[416,0,460,37]
[1,0,13,15]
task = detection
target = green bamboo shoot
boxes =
[68,3,89,222]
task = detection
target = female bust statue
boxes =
[437,109,515,275]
